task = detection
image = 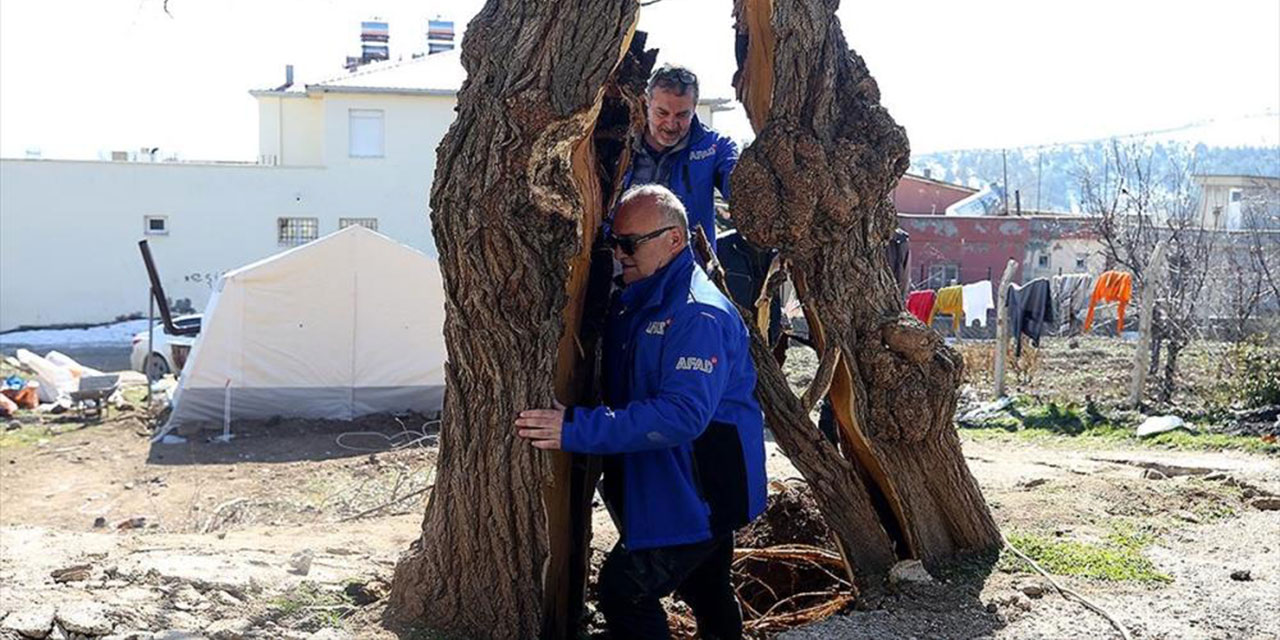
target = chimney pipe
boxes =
[285,64,294,87]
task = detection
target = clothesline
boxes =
[904,269,1140,350]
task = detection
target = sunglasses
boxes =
[607,226,677,256]
[652,67,697,87]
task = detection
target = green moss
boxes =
[1002,527,1171,583]
[959,397,1278,454]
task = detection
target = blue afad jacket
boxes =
[562,249,767,550]
[623,115,739,251]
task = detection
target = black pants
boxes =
[597,532,742,640]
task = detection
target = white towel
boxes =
[962,280,994,328]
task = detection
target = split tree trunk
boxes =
[390,0,1001,635]
[386,2,645,638]
[730,0,1001,583]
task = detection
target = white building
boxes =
[0,51,729,330]
[1191,174,1280,230]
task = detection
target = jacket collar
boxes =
[619,248,695,313]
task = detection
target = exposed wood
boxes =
[993,259,1019,398]
[730,0,1001,582]
[386,3,641,638]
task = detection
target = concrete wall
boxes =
[0,157,441,330]
[257,95,325,166]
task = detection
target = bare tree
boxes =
[1079,140,1217,404]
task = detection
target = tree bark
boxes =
[386,2,643,638]
[730,0,1000,582]
[390,0,1002,634]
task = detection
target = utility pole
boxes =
[1002,149,1010,216]
[1036,152,1042,212]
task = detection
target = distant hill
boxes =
[911,114,1280,213]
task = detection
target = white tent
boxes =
[161,225,446,435]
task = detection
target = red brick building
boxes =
[890,173,1103,292]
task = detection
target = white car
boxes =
[130,314,202,380]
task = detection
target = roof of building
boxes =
[899,172,979,193]
[1191,173,1280,183]
[252,50,735,108]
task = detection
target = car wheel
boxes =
[145,352,171,381]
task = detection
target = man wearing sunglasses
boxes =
[622,64,739,252]
[516,185,766,639]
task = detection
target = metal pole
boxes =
[993,258,1019,398]
[146,290,155,403]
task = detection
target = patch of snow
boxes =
[0,319,149,348]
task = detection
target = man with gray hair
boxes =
[622,64,739,252]
[517,184,767,639]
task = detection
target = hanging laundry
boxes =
[961,280,994,328]
[932,285,965,332]
[1084,271,1133,332]
[1051,273,1094,329]
[907,289,936,324]
[885,228,911,299]
[1006,278,1055,357]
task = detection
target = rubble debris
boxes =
[209,590,244,608]
[1017,580,1047,598]
[50,564,93,583]
[288,550,314,576]
[2,604,54,638]
[888,560,934,586]
[1250,496,1280,511]
[55,601,113,636]
[116,516,148,530]
[344,578,389,606]
[203,617,251,640]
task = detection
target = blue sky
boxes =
[1,0,1276,160]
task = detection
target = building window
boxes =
[1076,255,1087,270]
[144,215,168,235]
[278,217,319,246]
[1229,189,1243,203]
[928,264,959,289]
[1037,254,1049,268]
[349,109,385,158]
[339,217,379,231]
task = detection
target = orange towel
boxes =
[931,285,965,332]
[1083,271,1133,332]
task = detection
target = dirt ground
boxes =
[2,339,1278,639]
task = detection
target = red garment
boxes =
[907,290,936,324]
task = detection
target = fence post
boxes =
[993,258,1019,398]
[1128,241,1167,408]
